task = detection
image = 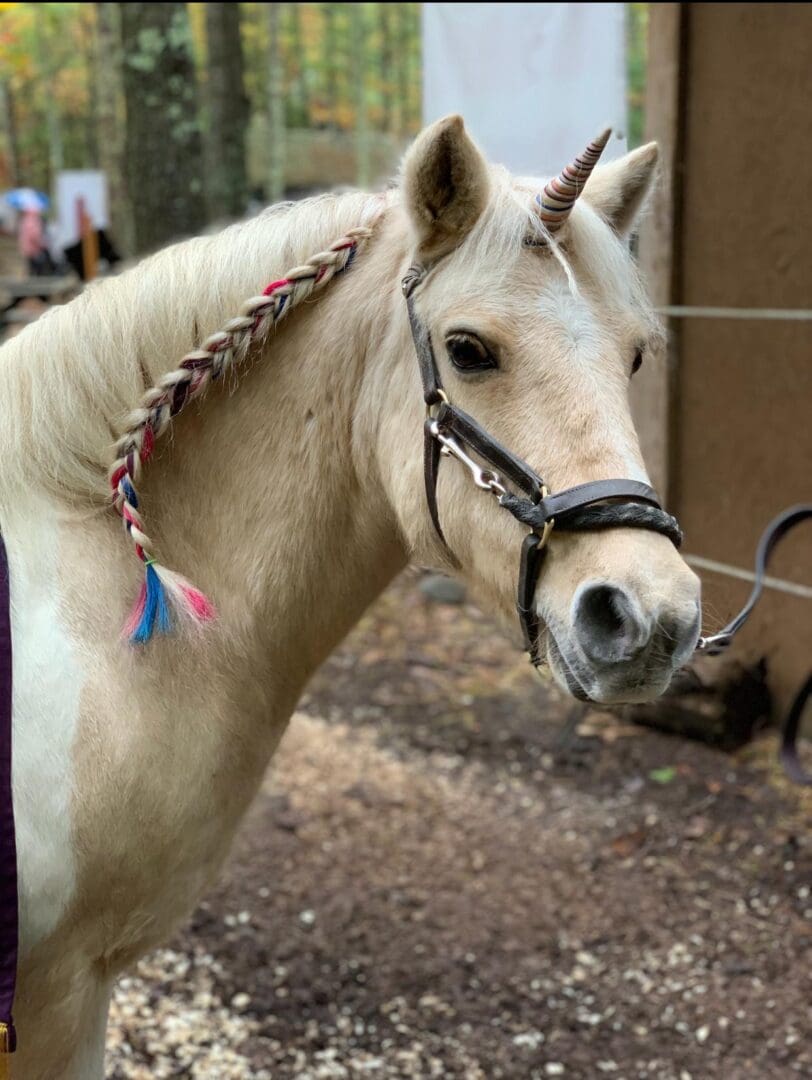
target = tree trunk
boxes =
[287,2,308,127]
[120,3,206,253]
[34,15,63,189]
[0,82,19,187]
[322,4,339,128]
[95,3,134,254]
[406,3,421,132]
[265,3,286,204]
[379,4,394,133]
[203,2,249,220]
[351,5,370,187]
[82,5,99,169]
[393,4,408,135]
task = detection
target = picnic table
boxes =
[0,274,80,333]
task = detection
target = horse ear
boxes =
[582,142,659,236]
[402,114,490,260]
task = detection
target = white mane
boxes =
[0,191,381,507]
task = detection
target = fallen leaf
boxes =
[611,828,647,857]
[649,766,677,785]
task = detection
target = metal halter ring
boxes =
[425,389,449,420]
[534,484,555,551]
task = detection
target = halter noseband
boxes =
[402,261,683,667]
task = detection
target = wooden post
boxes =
[631,2,686,503]
[77,197,99,281]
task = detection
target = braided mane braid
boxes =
[110,225,374,644]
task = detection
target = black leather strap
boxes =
[700,505,812,654]
[437,402,544,503]
[405,272,446,407]
[423,418,459,564]
[517,533,547,666]
[781,674,812,786]
[698,504,811,785]
[536,479,661,519]
[556,503,683,547]
[500,491,683,547]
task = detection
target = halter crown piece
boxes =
[535,127,612,231]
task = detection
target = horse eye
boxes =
[446,333,498,373]
[631,350,644,376]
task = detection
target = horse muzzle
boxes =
[547,580,702,705]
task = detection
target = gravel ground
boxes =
[106,572,812,1079]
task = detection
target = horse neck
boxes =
[130,213,411,706]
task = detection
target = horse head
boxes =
[377,116,701,704]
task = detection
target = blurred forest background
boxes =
[0,2,648,256]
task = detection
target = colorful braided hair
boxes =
[110,225,374,644]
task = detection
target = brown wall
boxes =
[247,125,407,193]
[644,4,812,715]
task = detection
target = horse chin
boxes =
[546,635,592,702]
[545,632,672,707]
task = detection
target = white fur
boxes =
[3,494,82,954]
[536,282,650,484]
[74,979,113,1079]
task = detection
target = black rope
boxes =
[499,492,683,548]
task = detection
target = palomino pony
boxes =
[0,116,700,1077]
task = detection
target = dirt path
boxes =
[107,574,811,1079]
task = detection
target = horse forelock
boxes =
[414,163,661,362]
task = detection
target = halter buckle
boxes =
[401,265,427,297]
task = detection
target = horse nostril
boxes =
[573,583,647,664]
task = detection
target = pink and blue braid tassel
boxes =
[119,475,215,643]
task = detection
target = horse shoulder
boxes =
[3,492,85,954]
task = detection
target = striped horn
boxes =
[536,128,612,232]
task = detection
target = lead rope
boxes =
[694,504,812,784]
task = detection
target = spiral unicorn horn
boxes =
[535,128,612,232]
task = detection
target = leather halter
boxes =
[402,262,683,667]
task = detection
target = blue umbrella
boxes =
[3,188,50,213]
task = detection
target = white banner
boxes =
[422,3,628,178]
[55,170,109,250]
